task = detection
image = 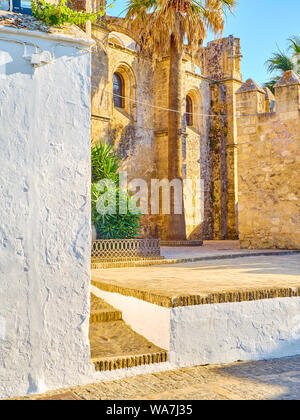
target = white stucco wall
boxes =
[91,287,300,369]
[0,27,93,399]
[170,297,300,366]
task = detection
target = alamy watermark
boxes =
[93,171,204,220]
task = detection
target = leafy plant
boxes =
[91,142,121,184]
[92,184,141,239]
[264,37,300,92]
[91,143,141,239]
[31,0,103,26]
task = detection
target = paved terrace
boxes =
[92,242,300,308]
[161,240,300,260]
[17,355,300,400]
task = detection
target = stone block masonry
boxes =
[236,71,300,249]
[90,20,242,241]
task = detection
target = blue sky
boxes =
[109,0,300,86]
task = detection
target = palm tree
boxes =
[124,0,236,240]
[289,36,300,70]
[265,37,300,92]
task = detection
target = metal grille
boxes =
[91,239,161,259]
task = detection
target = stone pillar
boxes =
[274,70,300,113]
[204,36,243,240]
[235,79,266,115]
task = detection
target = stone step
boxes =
[90,294,122,323]
[92,256,164,263]
[90,320,168,372]
[92,259,177,269]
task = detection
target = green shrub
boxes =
[31,0,102,26]
[91,143,142,240]
[91,143,120,184]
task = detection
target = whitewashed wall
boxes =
[0,28,93,399]
[92,287,300,369]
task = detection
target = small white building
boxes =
[0,12,94,399]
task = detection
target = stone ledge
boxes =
[92,352,168,372]
[92,250,300,269]
[160,240,203,247]
[90,294,122,323]
[92,280,300,308]
[90,309,122,323]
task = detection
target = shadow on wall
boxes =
[91,40,109,110]
[109,113,137,161]
[187,223,203,241]
[0,43,34,77]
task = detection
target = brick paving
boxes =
[90,294,167,372]
[90,320,167,371]
[19,355,300,400]
[90,294,122,323]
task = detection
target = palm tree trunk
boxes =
[167,34,186,240]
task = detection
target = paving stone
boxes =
[92,254,300,307]
[90,320,167,371]
[90,294,122,323]
[17,355,300,400]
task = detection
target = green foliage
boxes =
[91,143,121,183]
[92,184,141,239]
[31,0,103,26]
[264,37,300,92]
[91,143,142,240]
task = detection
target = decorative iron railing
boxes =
[91,239,161,260]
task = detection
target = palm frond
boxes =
[263,78,279,94]
[265,49,294,74]
[124,0,236,58]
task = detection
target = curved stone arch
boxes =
[104,16,140,45]
[112,61,137,120]
[108,33,126,48]
[185,87,204,132]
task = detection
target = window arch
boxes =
[112,63,136,119]
[186,95,193,127]
[113,72,124,108]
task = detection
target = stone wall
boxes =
[0,25,93,398]
[236,71,300,249]
[203,36,242,240]
[91,26,159,237]
[91,22,243,240]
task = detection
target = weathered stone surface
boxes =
[236,79,265,94]
[274,70,300,87]
[236,72,300,249]
[263,87,275,101]
[90,22,242,240]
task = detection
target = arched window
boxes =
[113,73,124,108]
[186,95,193,127]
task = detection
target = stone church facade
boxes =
[72,2,299,248]
[89,14,243,241]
